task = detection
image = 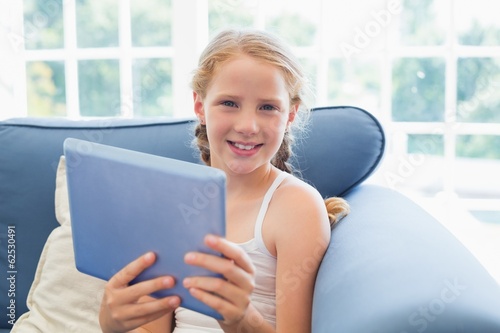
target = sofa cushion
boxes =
[293,106,385,197]
[11,157,104,333]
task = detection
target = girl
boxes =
[99,29,348,333]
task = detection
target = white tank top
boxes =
[174,171,288,332]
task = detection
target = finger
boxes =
[184,251,254,293]
[187,287,244,323]
[205,235,255,275]
[118,275,177,305]
[109,252,157,288]
[183,276,250,309]
[102,295,180,331]
[123,295,181,322]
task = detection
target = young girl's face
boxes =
[194,54,297,176]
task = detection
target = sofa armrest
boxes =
[313,184,500,333]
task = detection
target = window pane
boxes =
[325,0,391,58]
[133,59,173,117]
[131,0,172,46]
[264,0,320,47]
[408,134,443,156]
[455,136,500,201]
[78,60,120,117]
[456,0,500,46]
[457,135,500,160]
[470,211,500,224]
[76,0,118,48]
[23,0,64,49]
[392,57,445,122]
[328,58,381,113]
[457,58,500,123]
[26,61,66,116]
[208,0,255,34]
[396,0,446,46]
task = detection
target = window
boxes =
[1,0,205,118]
[1,0,499,273]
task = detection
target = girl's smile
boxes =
[228,140,263,156]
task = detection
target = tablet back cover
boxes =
[64,138,226,320]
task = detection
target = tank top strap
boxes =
[254,171,289,257]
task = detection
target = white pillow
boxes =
[12,156,106,333]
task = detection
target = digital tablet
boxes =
[63,138,226,320]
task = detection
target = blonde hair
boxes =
[191,29,348,227]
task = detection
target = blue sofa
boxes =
[1,106,500,332]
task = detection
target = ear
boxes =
[288,104,299,124]
[193,91,205,122]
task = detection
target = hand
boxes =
[183,234,256,326]
[99,252,181,333]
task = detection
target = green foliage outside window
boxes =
[208,0,254,34]
[457,58,500,123]
[399,0,445,46]
[23,0,64,49]
[78,60,120,117]
[26,61,66,117]
[133,59,173,117]
[408,135,444,156]
[392,58,445,122]
[131,0,172,46]
[457,135,500,160]
[76,0,119,48]
[458,11,500,46]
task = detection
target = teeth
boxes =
[233,142,255,150]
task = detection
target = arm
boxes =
[273,184,331,332]
[222,183,330,333]
[99,252,179,333]
[184,186,330,333]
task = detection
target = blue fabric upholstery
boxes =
[1,106,499,332]
[313,185,500,333]
[292,106,385,196]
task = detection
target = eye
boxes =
[221,100,237,107]
[261,104,277,111]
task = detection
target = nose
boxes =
[234,109,259,136]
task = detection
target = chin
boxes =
[226,161,262,175]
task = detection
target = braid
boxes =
[324,197,350,228]
[271,131,293,173]
[194,124,211,166]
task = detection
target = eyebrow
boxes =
[215,93,240,100]
[215,93,286,104]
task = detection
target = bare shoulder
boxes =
[276,174,327,213]
[267,174,330,249]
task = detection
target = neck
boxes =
[225,164,276,198]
